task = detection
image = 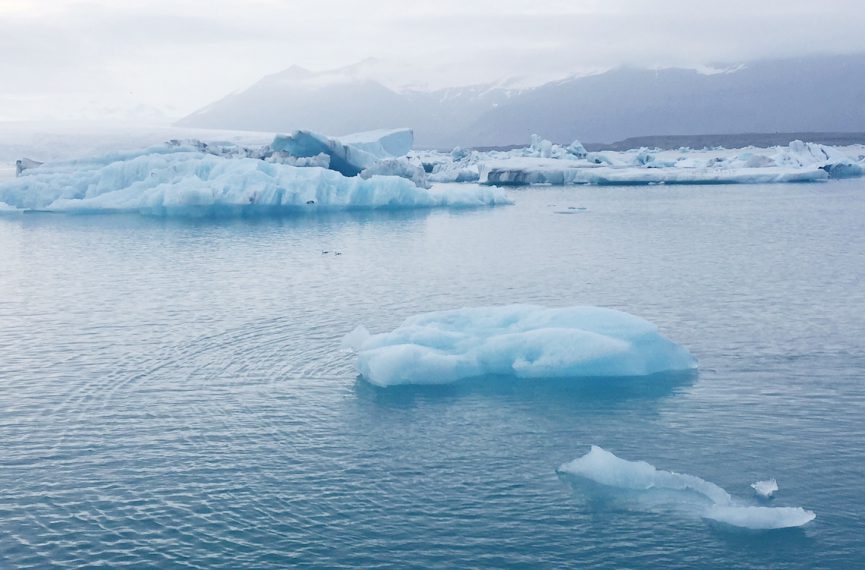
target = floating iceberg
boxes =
[0,144,511,216]
[558,446,815,530]
[342,305,697,387]
[752,479,779,498]
[416,136,865,187]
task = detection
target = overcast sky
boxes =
[2,0,865,122]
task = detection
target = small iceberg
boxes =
[752,479,779,498]
[558,446,815,530]
[342,305,697,387]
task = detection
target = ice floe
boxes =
[342,305,697,387]
[558,446,815,530]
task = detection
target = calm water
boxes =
[1,181,864,568]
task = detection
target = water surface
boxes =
[1,181,864,568]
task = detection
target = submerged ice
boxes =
[342,305,697,387]
[558,446,815,530]
[0,144,509,216]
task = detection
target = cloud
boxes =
[1,0,864,121]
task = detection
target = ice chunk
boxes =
[345,305,697,387]
[0,145,511,216]
[558,446,815,530]
[566,139,588,159]
[15,157,43,176]
[268,151,331,169]
[751,479,779,498]
[360,158,430,189]
[450,146,470,160]
[270,128,413,177]
[530,134,554,158]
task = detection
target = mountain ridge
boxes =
[177,53,865,148]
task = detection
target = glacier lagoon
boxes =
[1,180,865,568]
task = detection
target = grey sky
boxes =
[2,0,864,121]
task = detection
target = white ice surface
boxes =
[360,158,430,188]
[0,145,510,216]
[558,446,815,530]
[417,137,865,186]
[343,305,697,387]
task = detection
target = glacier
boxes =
[0,144,510,216]
[419,136,865,186]
[342,305,697,387]
[558,446,815,530]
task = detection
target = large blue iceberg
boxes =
[342,305,697,387]
[558,446,815,530]
[0,144,509,216]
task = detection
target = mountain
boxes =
[177,64,415,137]
[178,54,865,148]
[176,61,523,148]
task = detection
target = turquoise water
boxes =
[1,181,864,568]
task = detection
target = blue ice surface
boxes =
[344,305,697,386]
[270,128,413,177]
[0,145,510,216]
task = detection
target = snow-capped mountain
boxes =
[178,53,865,148]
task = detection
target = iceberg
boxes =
[0,144,511,216]
[558,446,815,530]
[342,305,697,387]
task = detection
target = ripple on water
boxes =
[2,183,865,568]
